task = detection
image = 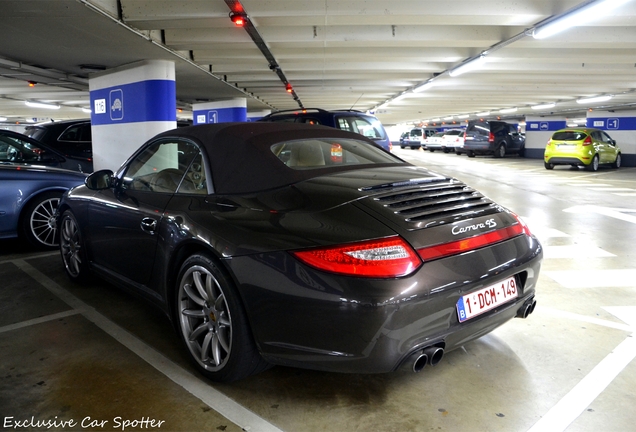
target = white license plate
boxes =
[456,277,518,323]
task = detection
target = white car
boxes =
[426,130,464,153]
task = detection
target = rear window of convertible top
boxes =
[271,138,402,170]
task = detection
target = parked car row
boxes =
[398,121,622,172]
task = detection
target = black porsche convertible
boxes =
[57,122,542,382]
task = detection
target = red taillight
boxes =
[417,217,531,262]
[488,132,495,142]
[291,236,422,278]
[583,135,592,146]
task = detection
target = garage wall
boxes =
[587,110,636,167]
[523,116,567,160]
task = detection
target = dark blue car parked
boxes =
[0,165,86,248]
[259,108,393,151]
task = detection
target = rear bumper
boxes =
[228,234,543,374]
[545,156,589,166]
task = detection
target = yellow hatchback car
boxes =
[544,128,622,171]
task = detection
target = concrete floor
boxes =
[1,152,635,432]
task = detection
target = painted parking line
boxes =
[527,306,636,432]
[11,259,284,432]
[543,269,636,289]
[0,309,82,334]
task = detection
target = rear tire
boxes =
[586,155,599,172]
[174,254,270,382]
[494,143,506,158]
[544,162,554,170]
[612,153,622,169]
[467,151,475,158]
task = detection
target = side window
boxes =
[601,132,614,144]
[79,124,92,141]
[59,125,82,142]
[177,153,208,194]
[122,140,201,193]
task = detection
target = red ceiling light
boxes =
[28,81,37,87]
[285,83,293,93]
[229,12,246,27]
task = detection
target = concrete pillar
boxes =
[524,116,567,159]
[192,98,247,124]
[89,60,176,171]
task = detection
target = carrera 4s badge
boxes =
[451,218,497,235]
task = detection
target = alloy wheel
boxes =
[60,213,83,278]
[178,265,232,372]
[29,197,60,247]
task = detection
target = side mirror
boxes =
[85,169,114,190]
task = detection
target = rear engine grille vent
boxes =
[364,178,500,229]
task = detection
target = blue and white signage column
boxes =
[524,116,567,159]
[89,60,176,170]
[192,99,247,124]
[587,110,636,167]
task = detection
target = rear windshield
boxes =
[552,131,588,141]
[336,116,387,141]
[272,138,401,170]
[444,130,463,136]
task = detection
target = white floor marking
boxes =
[543,269,636,288]
[0,310,82,334]
[12,259,284,432]
[613,192,636,197]
[527,306,636,432]
[542,244,615,259]
[588,188,634,192]
[564,205,636,225]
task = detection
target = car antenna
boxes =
[349,93,364,111]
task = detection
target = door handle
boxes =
[140,217,157,234]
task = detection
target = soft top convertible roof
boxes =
[154,122,403,194]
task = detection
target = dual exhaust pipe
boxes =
[405,298,536,374]
[516,298,537,319]
[404,345,445,373]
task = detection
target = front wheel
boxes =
[60,210,91,282]
[586,155,599,172]
[21,191,62,249]
[612,153,622,169]
[175,254,269,382]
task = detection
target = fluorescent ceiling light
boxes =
[499,108,518,114]
[457,114,470,119]
[476,111,491,117]
[0,117,7,122]
[449,55,486,77]
[25,101,60,110]
[81,107,92,113]
[443,116,454,121]
[531,103,556,110]
[577,95,613,104]
[533,0,631,39]
[431,118,441,122]
[413,81,435,93]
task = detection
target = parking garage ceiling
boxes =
[1,0,636,127]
